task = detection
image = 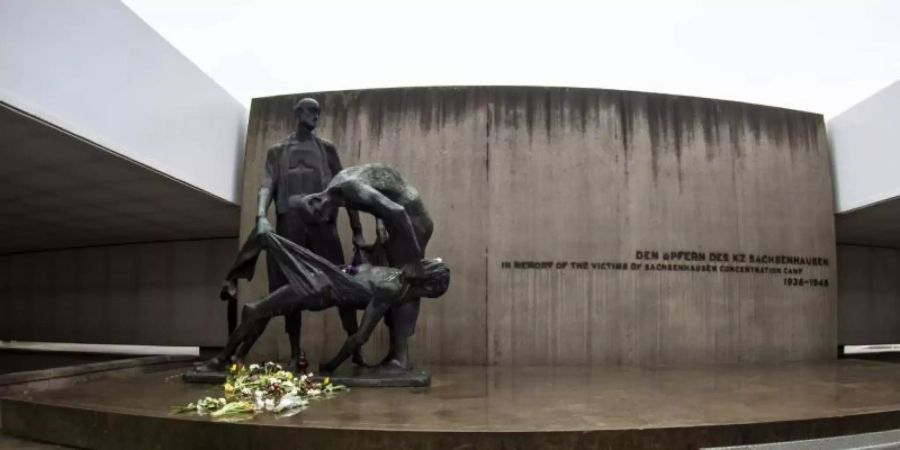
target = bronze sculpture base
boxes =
[181,367,227,384]
[312,366,430,388]
[182,364,430,387]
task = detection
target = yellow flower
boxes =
[323,377,330,385]
[286,372,294,380]
[229,364,238,374]
[224,383,234,394]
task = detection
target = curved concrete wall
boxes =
[240,87,836,366]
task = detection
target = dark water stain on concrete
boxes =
[255,86,825,200]
[615,91,633,160]
[543,89,553,142]
[670,99,687,190]
[744,106,763,144]
[437,88,469,130]
[609,91,635,181]
[495,88,522,131]
[700,102,720,161]
[485,101,493,175]
[644,94,668,184]
[524,91,536,143]
[725,103,745,160]
[576,89,589,133]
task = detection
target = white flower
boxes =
[274,394,309,413]
[264,398,275,411]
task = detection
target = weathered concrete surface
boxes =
[0,239,235,347]
[240,87,836,366]
[838,245,900,345]
[836,197,900,248]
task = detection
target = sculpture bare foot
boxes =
[378,358,411,372]
[288,354,309,374]
[376,351,411,371]
[352,350,372,368]
[219,279,237,302]
[318,363,337,375]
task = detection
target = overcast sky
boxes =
[123,0,900,118]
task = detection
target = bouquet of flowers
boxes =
[174,362,345,419]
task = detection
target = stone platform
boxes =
[5,361,900,449]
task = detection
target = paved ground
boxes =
[0,432,72,449]
[708,429,900,449]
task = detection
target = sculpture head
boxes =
[296,189,340,223]
[409,258,450,299]
[294,98,321,131]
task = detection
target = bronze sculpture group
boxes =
[193,98,447,382]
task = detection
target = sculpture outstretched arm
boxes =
[321,299,391,372]
[322,141,365,245]
[347,208,365,248]
[375,219,389,244]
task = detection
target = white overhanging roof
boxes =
[828,80,900,214]
[0,0,247,205]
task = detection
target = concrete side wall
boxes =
[838,245,900,345]
[0,238,237,347]
[0,0,246,204]
[828,80,900,212]
[240,87,836,366]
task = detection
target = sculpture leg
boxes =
[206,285,325,371]
[320,334,362,374]
[199,287,292,371]
[307,222,370,366]
[381,297,420,370]
[274,211,308,371]
[379,215,431,370]
[233,308,273,364]
[338,306,369,366]
[284,309,307,372]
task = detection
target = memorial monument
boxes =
[190,163,444,385]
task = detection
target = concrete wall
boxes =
[0,238,236,347]
[838,245,900,345]
[240,87,837,366]
[0,0,246,204]
[828,80,900,213]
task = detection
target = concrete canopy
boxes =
[0,103,238,254]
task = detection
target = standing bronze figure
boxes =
[223,98,366,371]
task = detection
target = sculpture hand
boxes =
[256,217,274,235]
[352,232,367,249]
[219,279,237,302]
[375,224,389,244]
